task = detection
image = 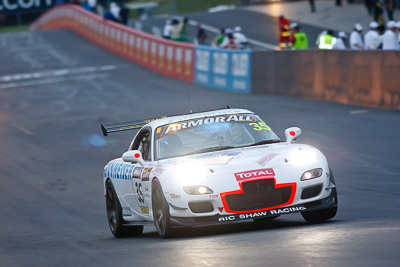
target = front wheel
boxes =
[152,180,174,238]
[301,205,337,223]
[106,180,143,238]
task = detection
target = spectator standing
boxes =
[397,22,400,49]
[110,2,121,22]
[103,2,120,23]
[222,32,239,49]
[317,30,337,49]
[162,20,172,39]
[350,23,365,49]
[309,0,316,13]
[170,19,183,42]
[196,24,208,45]
[290,23,308,50]
[332,32,348,49]
[386,0,395,20]
[364,21,380,49]
[179,17,189,42]
[233,26,249,49]
[373,0,385,26]
[119,3,129,25]
[382,21,398,49]
[213,28,226,47]
[278,14,291,49]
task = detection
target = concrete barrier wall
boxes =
[30,5,195,82]
[251,50,400,110]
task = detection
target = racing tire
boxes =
[106,180,144,238]
[301,205,337,224]
[301,171,338,224]
[152,180,174,238]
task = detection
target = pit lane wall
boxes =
[251,51,400,110]
[30,5,194,82]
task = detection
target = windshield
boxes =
[154,113,280,160]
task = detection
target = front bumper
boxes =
[170,187,337,227]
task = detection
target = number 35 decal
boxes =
[135,182,145,203]
[249,122,271,131]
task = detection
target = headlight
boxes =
[301,168,322,181]
[183,186,213,195]
[288,150,317,166]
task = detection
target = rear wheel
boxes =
[152,180,174,238]
[106,180,143,238]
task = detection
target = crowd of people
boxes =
[162,17,249,49]
[279,13,400,50]
[57,0,130,25]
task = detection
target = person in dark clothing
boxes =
[309,0,316,12]
[196,24,207,45]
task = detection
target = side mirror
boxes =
[122,150,146,166]
[285,127,302,143]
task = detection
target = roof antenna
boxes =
[227,105,231,109]
[185,77,193,114]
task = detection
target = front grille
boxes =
[224,179,293,212]
[301,184,322,199]
[189,201,214,213]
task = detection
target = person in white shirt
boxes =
[382,21,398,50]
[350,23,364,50]
[364,21,379,49]
[332,32,348,49]
[163,19,172,39]
[396,21,400,50]
[233,26,248,49]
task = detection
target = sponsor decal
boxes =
[132,167,143,179]
[170,193,180,199]
[256,153,278,166]
[209,194,219,199]
[140,207,149,214]
[104,162,135,180]
[218,207,224,212]
[141,168,152,181]
[160,114,256,136]
[218,206,306,222]
[234,168,275,182]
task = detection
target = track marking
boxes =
[0,65,118,83]
[350,110,369,115]
[0,73,108,90]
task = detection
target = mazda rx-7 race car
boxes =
[101,108,337,238]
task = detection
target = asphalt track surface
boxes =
[0,30,399,266]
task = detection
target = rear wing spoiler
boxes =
[100,105,232,136]
[100,117,165,136]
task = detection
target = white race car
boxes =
[101,108,337,238]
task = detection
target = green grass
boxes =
[0,24,30,34]
[174,0,237,14]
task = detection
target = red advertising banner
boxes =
[30,5,194,82]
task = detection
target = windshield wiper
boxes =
[183,146,235,156]
[248,139,281,147]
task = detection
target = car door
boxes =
[130,127,153,217]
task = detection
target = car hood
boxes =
[157,143,325,176]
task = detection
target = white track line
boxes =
[0,65,118,83]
